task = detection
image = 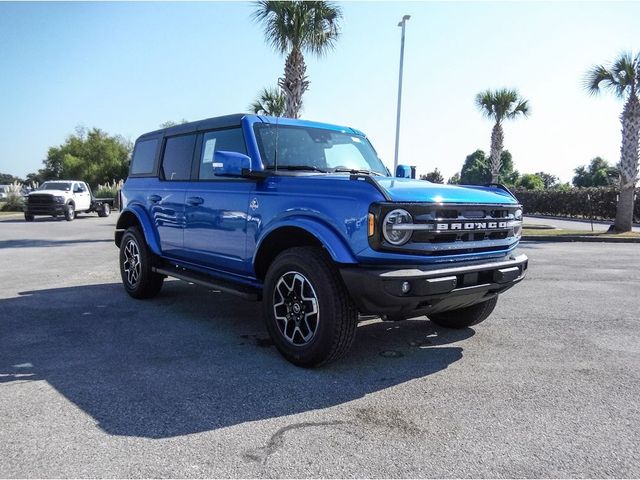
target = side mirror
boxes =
[212,151,252,177]
[395,164,412,178]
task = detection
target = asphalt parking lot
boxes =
[1,214,639,478]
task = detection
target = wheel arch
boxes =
[115,205,161,255]
[253,219,357,281]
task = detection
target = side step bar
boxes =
[152,264,260,300]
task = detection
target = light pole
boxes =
[393,14,410,176]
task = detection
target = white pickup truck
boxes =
[24,180,114,221]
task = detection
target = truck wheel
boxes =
[64,203,75,221]
[119,226,164,299]
[428,296,498,329]
[98,204,111,217]
[24,213,34,222]
[263,247,358,367]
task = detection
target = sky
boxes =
[0,1,639,183]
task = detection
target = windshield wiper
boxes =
[333,168,384,176]
[266,165,327,173]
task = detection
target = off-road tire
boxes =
[119,226,164,299]
[263,247,358,367]
[98,204,111,217]
[24,213,34,222]
[428,296,498,329]
[64,203,75,221]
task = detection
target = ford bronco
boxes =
[115,114,528,367]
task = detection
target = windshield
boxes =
[254,124,389,176]
[39,182,72,191]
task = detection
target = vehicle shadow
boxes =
[0,239,113,249]
[0,281,474,439]
[0,215,99,223]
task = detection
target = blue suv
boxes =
[115,114,528,367]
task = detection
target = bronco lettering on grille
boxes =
[436,221,507,231]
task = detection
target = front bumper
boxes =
[24,204,65,216]
[340,253,528,320]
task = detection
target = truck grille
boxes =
[371,203,522,256]
[28,194,54,205]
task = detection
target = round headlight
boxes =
[514,209,523,220]
[382,209,413,246]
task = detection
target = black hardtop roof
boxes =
[137,113,249,141]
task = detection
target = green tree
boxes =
[517,173,545,190]
[420,168,444,183]
[475,88,530,183]
[447,172,461,184]
[253,1,342,118]
[0,173,23,184]
[250,86,286,116]
[586,51,640,232]
[459,149,519,186]
[535,171,559,189]
[572,157,618,187]
[41,127,132,187]
[159,119,189,128]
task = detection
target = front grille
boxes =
[28,194,54,205]
[371,202,521,256]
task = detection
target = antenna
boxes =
[274,116,279,172]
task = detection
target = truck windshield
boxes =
[254,124,389,176]
[39,182,72,191]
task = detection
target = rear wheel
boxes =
[24,213,34,222]
[119,226,164,299]
[428,296,498,329]
[263,247,358,367]
[64,203,75,221]
[98,203,111,217]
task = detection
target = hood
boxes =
[374,177,518,204]
[29,189,70,196]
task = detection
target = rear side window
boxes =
[199,128,247,180]
[130,139,158,176]
[162,134,196,181]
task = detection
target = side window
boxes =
[162,134,196,181]
[130,139,158,176]
[199,128,247,180]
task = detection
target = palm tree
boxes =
[249,86,286,116]
[253,1,342,118]
[586,52,640,232]
[475,89,530,184]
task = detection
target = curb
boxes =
[522,235,640,244]
[525,214,640,229]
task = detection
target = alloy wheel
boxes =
[123,239,142,287]
[272,271,320,346]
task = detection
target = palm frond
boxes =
[252,0,342,56]
[584,51,640,98]
[249,86,286,116]
[476,88,529,122]
[584,64,617,96]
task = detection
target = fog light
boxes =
[401,281,411,294]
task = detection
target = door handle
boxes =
[147,194,162,203]
[187,196,204,206]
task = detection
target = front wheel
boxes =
[263,247,358,367]
[119,226,164,299]
[24,213,34,222]
[428,296,498,329]
[64,203,75,221]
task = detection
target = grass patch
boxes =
[0,211,22,216]
[523,228,640,239]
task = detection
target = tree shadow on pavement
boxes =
[0,281,473,439]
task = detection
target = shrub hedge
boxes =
[513,187,640,222]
